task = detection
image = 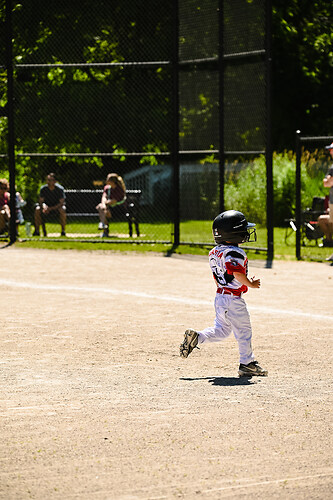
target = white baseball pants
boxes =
[198,294,256,365]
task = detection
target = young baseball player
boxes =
[180,210,268,377]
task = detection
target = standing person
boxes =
[16,188,26,226]
[0,178,10,234]
[15,188,26,236]
[96,173,126,237]
[179,210,268,377]
[33,172,66,236]
[318,142,333,247]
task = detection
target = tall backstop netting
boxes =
[1,0,272,256]
[178,0,272,255]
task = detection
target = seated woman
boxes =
[317,143,333,247]
[96,173,126,237]
[0,179,10,234]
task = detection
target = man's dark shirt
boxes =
[40,183,65,207]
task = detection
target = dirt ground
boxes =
[0,247,332,499]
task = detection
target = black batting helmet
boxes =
[212,210,257,244]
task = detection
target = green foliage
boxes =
[10,1,171,154]
[272,0,333,148]
[1,1,332,158]
[222,151,329,226]
[272,152,296,224]
[224,156,267,225]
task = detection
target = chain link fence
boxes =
[294,133,333,262]
[1,0,272,254]
[178,0,270,252]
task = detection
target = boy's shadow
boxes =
[180,376,258,386]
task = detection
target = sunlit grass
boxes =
[11,219,332,262]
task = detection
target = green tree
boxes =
[272,0,333,149]
[1,0,333,199]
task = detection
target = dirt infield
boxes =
[1,247,332,499]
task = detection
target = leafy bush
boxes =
[224,151,329,226]
[224,156,267,225]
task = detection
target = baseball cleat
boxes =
[238,361,268,377]
[180,329,199,358]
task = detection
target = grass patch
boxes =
[6,219,331,262]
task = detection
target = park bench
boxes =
[43,189,141,237]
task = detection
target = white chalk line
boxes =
[60,471,333,499]
[201,472,333,494]
[1,278,333,322]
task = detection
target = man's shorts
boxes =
[329,203,333,224]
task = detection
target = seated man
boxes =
[0,178,10,234]
[34,172,67,236]
[318,143,333,247]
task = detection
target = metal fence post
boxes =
[295,130,302,260]
[172,0,180,247]
[218,0,225,213]
[5,0,16,244]
[266,0,273,261]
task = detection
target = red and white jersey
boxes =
[208,244,249,295]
